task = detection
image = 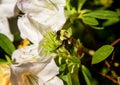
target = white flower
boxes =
[0,0,17,18]
[17,0,66,31]
[10,57,64,85]
[0,17,13,41]
[11,41,63,85]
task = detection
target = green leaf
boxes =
[81,16,99,25]
[61,72,72,85]
[0,33,15,56]
[90,26,104,30]
[85,10,118,19]
[5,55,12,64]
[103,18,119,26]
[71,68,80,85]
[0,59,7,64]
[59,64,66,71]
[92,45,114,64]
[82,65,92,85]
[78,0,86,12]
[117,77,120,84]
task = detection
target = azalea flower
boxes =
[11,42,63,85]
[0,64,11,85]
[10,57,63,85]
[0,17,13,41]
[17,0,66,31]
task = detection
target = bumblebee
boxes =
[56,29,74,53]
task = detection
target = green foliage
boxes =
[78,0,86,12]
[0,59,7,64]
[81,16,99,25]
[82,65,92,85]
[117,77,120,84]
[61,72,73,85]
[85,10,119,19]
[92,45,114,64]
[41,31,60,53]
[0,33,15,56]
[5,55,12,64]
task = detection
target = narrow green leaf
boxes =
[71,68,80,85]
[90,26,104,30]
[0,33,15,56]
[78,0,86,12]
[82,65,92,85]
[92,45,114,64]
[82,65,92,78]
[81,16,99,25]
[62,72,72,85]
[85,10,118,19]
[5,55,12,64]
[103,18,119,26]
[59,64,66,71]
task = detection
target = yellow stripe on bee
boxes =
[18,39,30,49]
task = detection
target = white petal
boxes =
[0,0,17,17]
[0,17,13,41]
[12,45,39,63]
[50,0,66,6]
[17,0,57,13]
[29,7,66,31]
[45,77,64,85]
[17,15,43,44]
[38,58,59,82]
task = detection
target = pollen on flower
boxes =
[18,39,30,49]
[46,3,55,10]
[0,64,11,85]
[22,72,39,85]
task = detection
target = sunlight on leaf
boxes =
[92,45,114,64]
[0,33,15,56]
[85,10,119,19]
[82,65,92,85]
[61,72,72,85]
[81,16,99,25]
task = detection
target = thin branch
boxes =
[111,38,120,46]
[105,60,119,79]
[97,71,120,85]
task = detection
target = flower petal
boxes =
[37,58,59,82]
[0,17,13,41]
[17,15,43,44]
[12,45,39,63]
[17,0,57,13]
[45,77,64,85]
[0,0,17,17]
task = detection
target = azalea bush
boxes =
[0,0,120,85]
